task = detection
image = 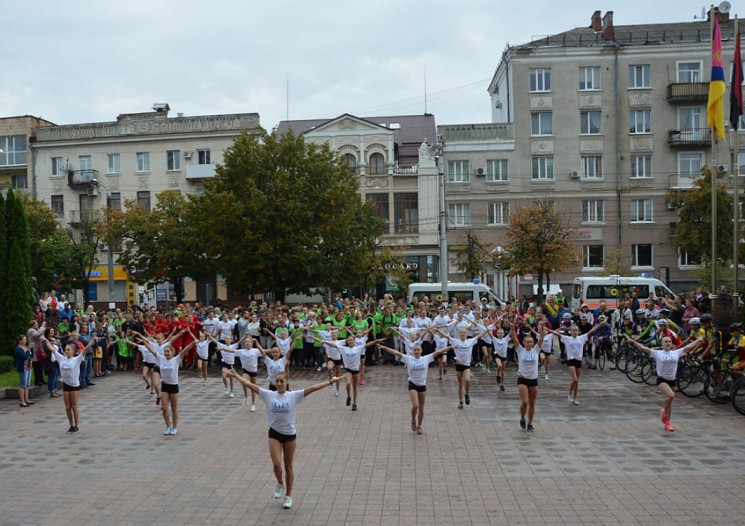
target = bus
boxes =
[570,275,676,310]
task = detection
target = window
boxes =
[12,175,27,189]
[486,159,508,182]
[448,203,471,227]
[679,250,701,267]
[629,65,650,88]
[107,154,120,174]
[531,112,553,135]
[679,108,702,139]
[677,62,701,83]
[369,152,385,175]
[51,157,64,176]
[447,160,470,183]
[197,149,211,165]
[366,193,389,233]
[739,151,745,174]
[579,67,601,90]
[581,200,604,222]
[343,153,357,174]
[531,157,554,180]
[582,156,602,179]
[107,192,121,210]
[136,152,150,172]
[580,111,602,134]
[79,155,92,171]
[582,245,604,268]
[487,202,508,225]
[0,135,27,166]
[630,110,651,134]
[167,150,181,171]
[529,68,551,92]
[632,244,653,267]
[137,191,151,211]
[631,199,653,222]
[394,193,418,233]
[51,195,64,216]
[631,155,652,179]
[678,152,703,188]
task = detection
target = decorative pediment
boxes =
[305,114,392,135]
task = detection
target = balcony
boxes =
[186,164,216,180]
[667,82,709,103]
[668,128,711,148]
[438,123,514,142]
[69,208,103,225]
[68,169,99,187]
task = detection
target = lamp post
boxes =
[436,135,448,303]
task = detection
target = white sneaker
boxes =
[316,366,322,372]
[250,404,256,412]
[229,392,234,398]
[274,483,284,498]
[170,427,178,435]
[283,496,292,509]
[164,426,172,435]
[335,390,340,397]
[203,379,207,386]
[545,374,549,380]
[245,398,250,406]
[224,387,230,396]
[573,399,580,406]
[568,395,574,403]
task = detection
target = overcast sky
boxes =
[0,0,729,131]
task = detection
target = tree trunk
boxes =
[536,271,545,307]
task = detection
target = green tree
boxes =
[196,130,382,302]
[498,200,578,306]
[3,189,33,354]
[104,190,212,302]
[22,195,69,292]
[0,193,8,354]
[60,213,101,305]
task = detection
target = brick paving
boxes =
[1,358,744,525]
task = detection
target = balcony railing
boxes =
[666,82,709,103]
[438,123,514,142]
[186,164,216,180]
[668,128,711,148]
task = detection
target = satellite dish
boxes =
[719,1,731,14]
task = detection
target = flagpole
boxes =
[711,7,718,310]
[735,16,741,309]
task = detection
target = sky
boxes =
[0,0,729,131]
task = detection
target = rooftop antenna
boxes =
[694,6,706,19]
[286,75,289,121]
[424,71,428,114]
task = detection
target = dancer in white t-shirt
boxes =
[437,326,489,409]
[321,335,382,411]
[227,370,342,509]
[508,321,543,431]
[377,342,452,434]
[547,320,605,406]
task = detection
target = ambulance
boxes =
[570,275,676,310]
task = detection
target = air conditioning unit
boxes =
[476,167,485,176]
[87,186,98,197]
[717,164,728,173]
[570,170,581,179]
[183,151,193,160]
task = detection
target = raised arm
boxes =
[227,369,260,394]
[508,322,520,349]
[624,334,651,355]
[377,343,402,359]
[586,320,606,337]
[303,376,344,397]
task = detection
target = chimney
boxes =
[590,10,602,31]
[602,11,614,41]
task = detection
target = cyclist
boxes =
[638,310,660,346]
[695,313,721,362]
[656,319,681,348]
[725,323,745,376]
[590,314,613,370]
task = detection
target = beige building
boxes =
[439,9,742,297]
[0,115,54,194]
[31,105,262,305]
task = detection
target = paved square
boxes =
[1,360,743,525]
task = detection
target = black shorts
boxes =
[221,363,235,370]
[345,368,359,375]
[408,381,426,393]
[566,359,582,368]
[152,366,161,374]
[62,382,81,392]
[242,369,257,377]
[161,382,179,394]
[517,377,538,387]
[455,364,470,372]
[329,358,343,366]
[268,427,296,443]
[541,349,553,355]
[494,355,508,362]
[656,377,676,388]
[143,362,156,369]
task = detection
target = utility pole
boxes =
[437,135,448,303]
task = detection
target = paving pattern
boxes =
[1,358,744,525]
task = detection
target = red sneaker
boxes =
[661,409,667,423]
[664,420,674,432]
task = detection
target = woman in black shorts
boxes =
[508,321,543,431]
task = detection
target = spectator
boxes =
[14,335,33,407]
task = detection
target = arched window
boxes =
[369,152,385,175]
[342,153,357,174]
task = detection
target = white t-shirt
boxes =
[401,335,424,355]
[196,340,210,360]
[156,352,183,385]
[201,317,218,336]
[275,333,292,355]
[139,344,156,365]
[338,344,365,371]
[492,335,510,358]
[539,333,554,354]
[218,320,234,341]
[401,354,436,386]
[560,333,589,361]
[236,348,261,372]
[651,348,685,380]
[264,356,287,385]
[259,388,305,435]
[51,351,85,387]
[448,336,479,366]
[218,343,237,366]
[516,344,540,380]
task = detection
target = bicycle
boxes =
[731,376,745,415]
[675,355,709,397]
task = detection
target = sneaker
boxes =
[545,374,549,380]
[481,364,487,371]
[458,402,464,409]
[416,426,423,435]
[203,380,207,386]
[567,395,574,404]
[527,423,534,432]
[335,390,340,397]
[283,496,292,509]
[411,419,417,432]
[610,364,617,370]
[661,409,667,423]
[520,418,526,430]
[71,427,79,433]
[245,398,250,407]
[464,394,470,405]
[164,426,172,435]
[573,399,580,406]
[198,372,203,379]
[346,396,351,406]
[274,484,284,499]
[437,377,443,382]
[67,426,75,433]
[224,387,230,396]
[316,366,322,372]
[170,428,178,435]
[485,368,492,373]
[359,378,365,385]
[500,385,505,392]
[250,404,256,412]
[145,384,150,390]
[496,374,501,384]
[352,404,357,411]
[443,368,447,375]
[229,392,235,398]
[664,420,674,432]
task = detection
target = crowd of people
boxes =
[12,286,744,509]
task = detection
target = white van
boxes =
[407,282,503,306]
[570,275,676,310]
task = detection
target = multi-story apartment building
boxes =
[440,9,741,296]
[31,105,261,305]
[0,116,54,194]
[276,114,442,290]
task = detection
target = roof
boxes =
[275,113,437,166]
